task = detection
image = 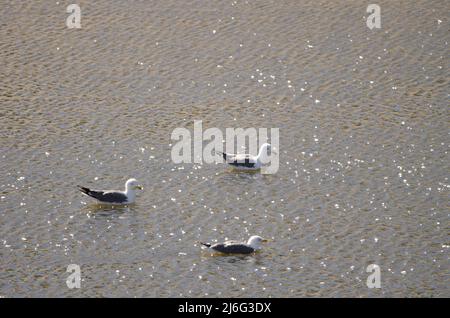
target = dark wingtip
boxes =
[215,151,226,160]
[77,185,89,194]
[200,242,211,248]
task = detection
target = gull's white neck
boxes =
[247,238,261,250]
[124,186,136,202]
[257,145,268,161]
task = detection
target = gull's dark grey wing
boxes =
[211,242,255,254]
[77,186,128,203]
[216,151,256,168]
[228,158,256,168]
[223,153,256,168]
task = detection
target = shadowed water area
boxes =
[0,0,448,297]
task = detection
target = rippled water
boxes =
[0,0,448,297]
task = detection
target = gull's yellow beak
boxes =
[135,185,144,190]
[262,238,269,243]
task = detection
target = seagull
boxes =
[77,178,143,204]
[200,235,268,254]
[217,143,275,170]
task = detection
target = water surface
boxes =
[0,0,448,297]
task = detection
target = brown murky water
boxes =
[0,0,448,297]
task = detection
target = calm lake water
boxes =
[0,0,448,297]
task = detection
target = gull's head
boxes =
[260,143,271,151]
[125,178,143,191]
[247,235,268,250]
[258,143,276,157]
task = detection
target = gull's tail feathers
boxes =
[215,151,228,160]
[77,185,92,196]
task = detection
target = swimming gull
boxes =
[200,235,268,254]
[217,143,274,170]
[77,178,143,204]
